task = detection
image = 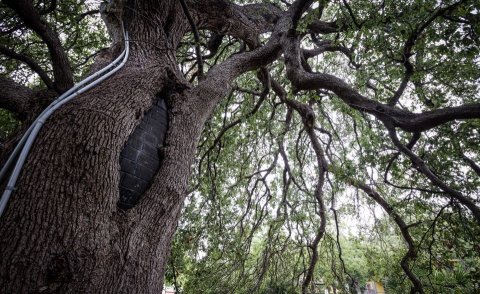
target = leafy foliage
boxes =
[1,0,479,293]
[166,0,480,293]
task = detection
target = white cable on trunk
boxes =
[0,31,130,217]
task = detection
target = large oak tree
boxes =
[0,0,479,293]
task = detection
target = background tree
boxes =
[0,0,479,293]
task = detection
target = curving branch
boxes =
[283,33,480,133]
[303,40,351,59]
[0,44,54,89]
[388,1,466,106]
[290,0,314,31]
[198,70,270,176]
[331,208,355,286]
[307,20,341,34]
[304,37,360,68]
[300,120,327,294]
[341,0,362,29]
[276,81,328,293]
[76,9,99,22]
[192,32,281,112]
[276,10,480,133]
[180,0,204,80]
[387,127,480,224]
[382,132,443,194]
[461,153,480,177]
[0,76,36,118]
[192,0,282,47]
[3,0,73,93]
[350,181,424,294]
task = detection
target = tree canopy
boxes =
[1,0,479,293]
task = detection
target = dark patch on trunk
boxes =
[118,97,168,209]
[43,253,74,292]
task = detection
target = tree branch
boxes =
[192,32,281,112]
[0,76,36,118]
[307,20,341,34]
[180,0,204,80]
[0,44,54,89]
[461,153,480,177]
[290,0,314,31]
[280,13,480,133]
[4,0,73,93]
[76,9,99,22]
[198,71,270,175]
[301,121,327,294]
[387,127,480,224]
[382,132,442,194]
[192,0,282,47]
[283,34,480,132]
[388,1,465,106]
[350,181,424,294]
[304,37,360,68]
[341,0,362,29]
[275,77,328,293]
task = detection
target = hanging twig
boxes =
[179,0,204,80]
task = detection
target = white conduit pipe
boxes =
[0,43,128,183]
[0,32,130,217]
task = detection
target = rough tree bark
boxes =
[0,0,280,292]
[1,0,479,293]
[0,1,205,292]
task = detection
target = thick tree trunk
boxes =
[0,2,206,292]
[0,62,196,293]
[1,0,279,291]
